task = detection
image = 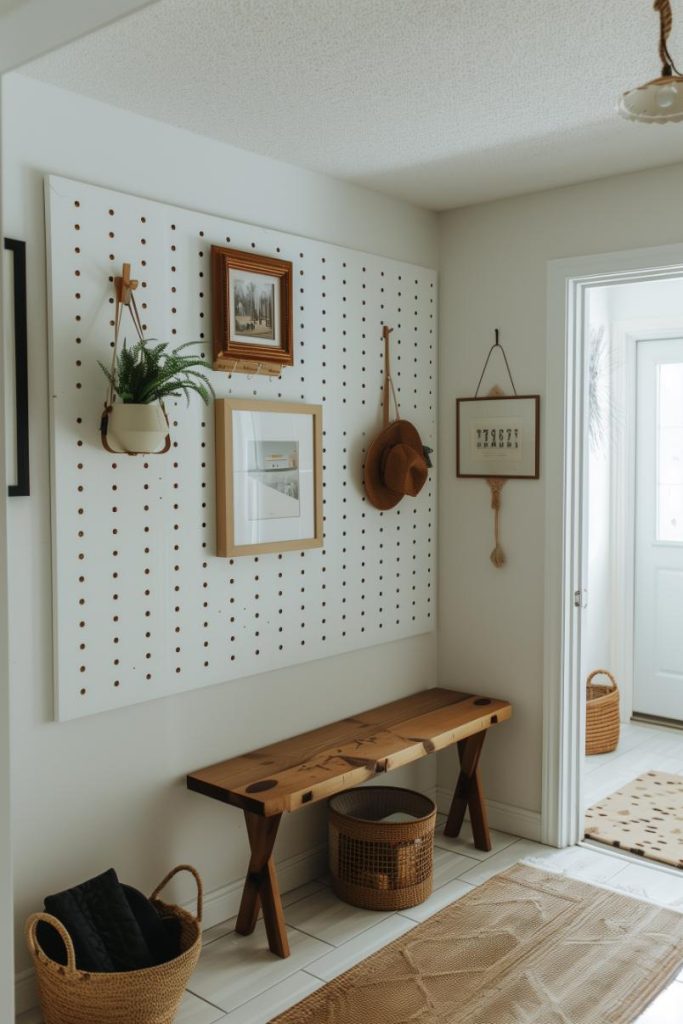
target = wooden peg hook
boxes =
[382,325,395,427]
[115,262,139,306]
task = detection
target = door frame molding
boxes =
[543,243,683,848]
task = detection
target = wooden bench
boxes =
[187,687,511,958]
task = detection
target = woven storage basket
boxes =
[25,864,202,1024]
[586,669,620,755]
[329,787,436,911]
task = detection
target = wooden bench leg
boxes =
[443,732,492,852]
[235,811,290,958]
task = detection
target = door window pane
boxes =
[657,362,683,541]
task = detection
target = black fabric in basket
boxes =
[123,883,181,965]
[38,868,180,972]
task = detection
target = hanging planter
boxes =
[100,264,213,455]
[105,401,170,455]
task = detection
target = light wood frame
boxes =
[215,398,323,557]
[212,246,293,370]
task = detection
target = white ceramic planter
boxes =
[106,401,169,454]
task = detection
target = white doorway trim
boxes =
[542,242,683,849]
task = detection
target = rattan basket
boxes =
[25,864,202,1024]
[329,787,436,911]
[586,669,620,755]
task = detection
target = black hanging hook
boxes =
[474,329,518,398]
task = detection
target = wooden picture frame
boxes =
[4,238,29,497]
[456,395,540,479]
[215,398,323,557]
[212,246,293,371]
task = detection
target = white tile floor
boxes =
[17,814,683,1024]
[583,718,683,810]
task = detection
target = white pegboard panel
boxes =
[45,175,437,721]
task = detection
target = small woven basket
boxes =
[25,864,203,1024]
[329,787,436,911]
[585,669,620,755]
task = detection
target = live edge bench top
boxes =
[187,688,512,817]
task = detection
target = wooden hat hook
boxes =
[114,262,139,306]
[382,325,398,427]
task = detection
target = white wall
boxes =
[0,71,13,1024]
[1,11,167,1021]
[0,0,158,73]
[2,73,438,997]
[438,162,683,828]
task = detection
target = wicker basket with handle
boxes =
[25,864,202,1024]
[585,669,620,755]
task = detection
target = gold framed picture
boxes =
[215,398,323,557]
[212,246,293,370]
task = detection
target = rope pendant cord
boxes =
[655,0,681,74]
[485,383,508,569]
[489,478,506,568]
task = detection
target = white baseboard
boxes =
[15,842,329,1017]
[435,787,542,843]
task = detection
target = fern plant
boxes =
[100,339,214,406]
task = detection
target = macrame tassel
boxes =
[488,478,506,568]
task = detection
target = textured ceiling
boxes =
[20,0,683,209]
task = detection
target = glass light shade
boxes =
[619,74,683,122]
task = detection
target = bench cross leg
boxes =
[235,811,290,958]
[443,731,492,852]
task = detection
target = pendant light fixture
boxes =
[619,0,683,122]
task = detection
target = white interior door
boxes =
[634,338,683,721]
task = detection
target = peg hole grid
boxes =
[48,176,436,720]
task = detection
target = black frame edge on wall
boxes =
[4,238,29,497]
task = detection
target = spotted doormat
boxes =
[585,771,683,869]
[270,863,683,1024]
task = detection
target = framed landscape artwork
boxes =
[456,395,540,479]
[215,398,323,556]
[212,246,293,368]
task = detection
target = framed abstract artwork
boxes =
[215,398,323,556]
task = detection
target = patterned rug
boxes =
[585,771,683,869]
[271,863,683,1024]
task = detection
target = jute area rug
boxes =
[271,863,683,1024]
[585,770,683,869]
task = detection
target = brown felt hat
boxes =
[364,419,429,510]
